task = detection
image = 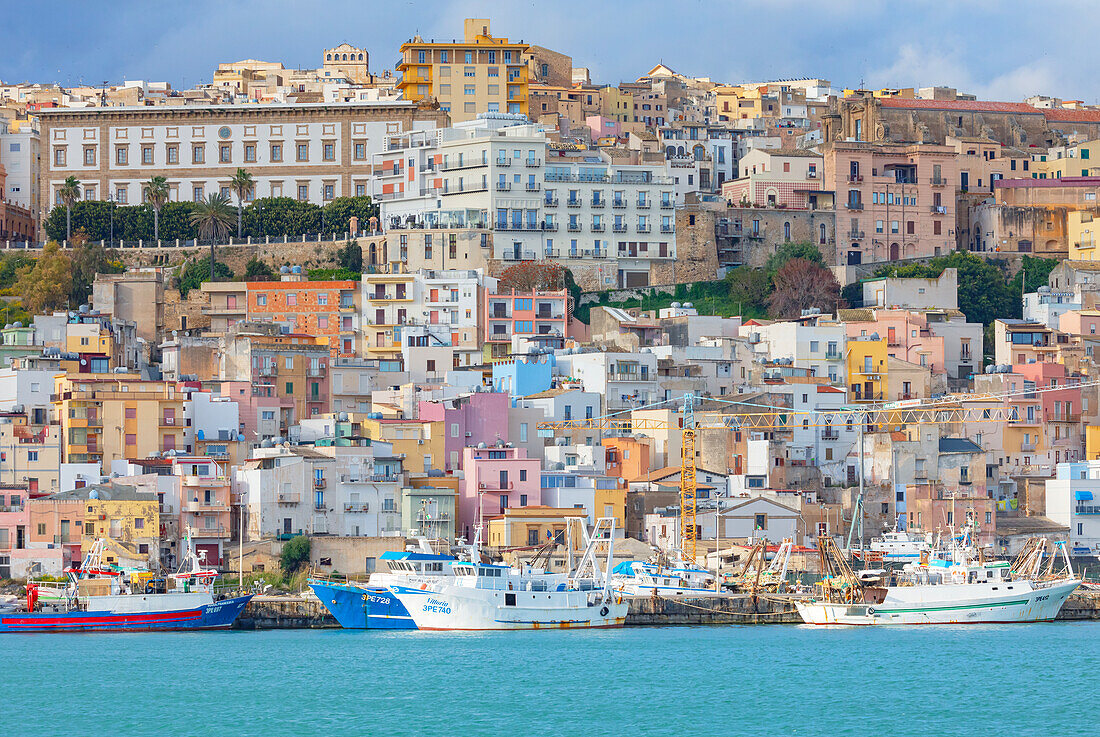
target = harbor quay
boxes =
[235,590,1100,629]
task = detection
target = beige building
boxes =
[91,268,166,344]
[397,18,530,122]
[36,101,446,232]
[322,44,371,84]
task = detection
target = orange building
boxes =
[602,437,653,482]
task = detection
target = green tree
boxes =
[0,254,34,290]
[230,168,255,239]
[178,256,234,297]
[58,176,81,242]
[870,252,1018,325]
[70,241,124,305]
[335,239,363,272]
[15,242,73,313]
[764,242,824,280]
[243,256,276,280]
[243,197,321,239]
[1007,255,1059,295]
[190,193,235,280]
[725,266,770,316]
[322,196,378,236]
[280,535,311,573]
[145,175,170,243]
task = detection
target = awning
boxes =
[1075,490,1094,501]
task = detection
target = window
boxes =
[285,382,294,394]
[297,184,308,201]
[219,145,231,163]
[125,433,136,445]
[84,147,96,166]
[193,145,205,164]
[297,143,308,161]
[754,513,766,530]
[354,142,365,160]
[244,144,256,162]
[54,148,66,166]
[271,143,282,162]
[323,184,334,200]
[193,186,204,202]
[256,293,267,306]
[323,143,335,161]
[116,147,128,165]
[519,469,527,481]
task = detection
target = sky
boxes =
[4,0,1100,103]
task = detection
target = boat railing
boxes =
[306,569,372,585]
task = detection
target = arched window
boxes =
[784,222,791,242]
[342,54,348,61]
[693,145,705,161]
[369,243,378,265]
[819,223,826,244]
[665,145,675,157]
[677,145,685,156]
[326,54,332,60]
[358,53,364,61]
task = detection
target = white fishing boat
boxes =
[867,527,933,562]
[795,530,1080,626]
[387,517,628,631]
[611,559,721,597]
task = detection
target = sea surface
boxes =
[4,623,1096,736]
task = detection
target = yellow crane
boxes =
[537,393,1020,562]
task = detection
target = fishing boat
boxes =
[1,532,252,633]
[611,559,721,597]
[387,517,628,631]
[308,542,458,629]
[795,530,1080,626]
[866,527,933,563]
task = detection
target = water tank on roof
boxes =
[477,442,487,449]
[1038,286,1051,293]
[280,266,290,274]
[368,412,383,420]
[870,333,880,341]
[684,302,693,309]
[237,434,245,442]
[338,412,349,421]
[427,469,444,477]
[89,489,99,500]
[670,302,682,309]
[261,438,274,448]
[291,265,302,274]
[78,304,89,314]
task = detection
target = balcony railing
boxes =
[612,200,626,208]
[930,176,947,186]
[495,182,511,191]
[567,198,581,208]
[568,223,582,232]
[613,224,627,233]
[526,183,541,191]
[847,230,865,240]
[344,503,371,513]
[637,224,651,233]
[544,197,558,207]
[846,202,864,211]
[525,159,540,167]
[277,493,301,504]
[660,201,673,209]
[442,157,488,172]
[592,223,605,232]
[591,199,605,208]
[930,205,948,215]
[660,225,674,233]
[848,174,863,183]
[496,158,511,167]
[637,201,651,209]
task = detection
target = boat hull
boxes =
[309,580,416,630]
[390,584,628,631]
[795,579,1080,625]
[0,595,253,633]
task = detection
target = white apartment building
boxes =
[361,268,494,368]
[742,318,847,383]
[1046,461,1100,556]
[377,113,679,287]
[0,119,40,217]
[36,102,443,220]
[556,350,659,412]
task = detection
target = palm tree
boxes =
[58,176,81,242]
[189,193,235,280]
[145,175,170,244]
[230,168,254,240]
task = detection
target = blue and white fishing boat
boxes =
[309,543,457,629]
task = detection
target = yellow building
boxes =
[1087,425,1100,460]
[52,482,160,568]
[599,86,633,123]
[847,336,888,402]
[1068,210,1100,260]
[397,18,529,122]
[594,487,627,532]
[487,506,586,548]
[361,417,445,472]
[53,375,187,465]
[65,322,113,357]
[1034,139,1100,180]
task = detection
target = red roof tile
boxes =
[876,98,1039,114]
[1042,108,1100,123]
[995,176,1100,189]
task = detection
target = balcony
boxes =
[660,225,674,233]
[591,199,605,208]
[568,223,582,232]
[930,205,948,215]
[314,478,327,489]
[544,197,558,207]
[525,159,540,167]
[853,391,884,402]
[525,183,541,191]
[160,416,179,427]
[1046,412,1082,423]
[478,481,515,491]
[567,198,582,208]
[637,224,651,233]
[612,200,626,209]
[193,525,230,539]
[1075,505,1100,516]
[613,224,627,233]
[1020,442,1037,452]
[822,429,840,440]
[496,158,511,167]
[277,492,301,505]
[496,182,511,191]
[592,223,605,232]
[846,202,864,211]
[930,176,947,186]
[637,201,651,209]
[442,157,488,172]
[441,182,489,195]
[660,201,673,209]
[847,230,865,240]
[825,350,840,359]
[344,503,371,513]
[848,174,863,183]
[186,500,229,513]
[542,222,558,232]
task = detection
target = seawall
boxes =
[234,589,1100,629]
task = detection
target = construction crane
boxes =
[538,393,1021,562]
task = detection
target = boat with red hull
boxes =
[3,532,252,634]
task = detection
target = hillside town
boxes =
[5,16,1100,586]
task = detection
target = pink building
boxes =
[419,392,511,472]
[215,380,290,443]
[459,445,541,543]
[585,115,622,140]
[172,457,232,566]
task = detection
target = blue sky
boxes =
[4,0,1099,103]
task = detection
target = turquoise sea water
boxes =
[4,623,1096,736]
